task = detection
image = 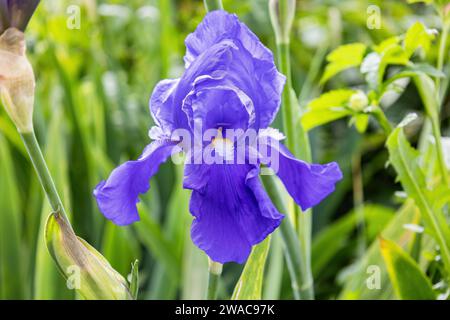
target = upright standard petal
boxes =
[260,138,343,211]
[182,75,255,131]
[183,10,285,129]
[94,140,181,226]
[185,163,283,263]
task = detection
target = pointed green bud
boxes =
[269,0,296,44]
[0,28,34,133]
[45,212,133,300]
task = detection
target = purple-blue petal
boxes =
[94,140,181,226]
[179,10,285,130]
[186,163,283,264]
[262,139,343,211]
[182,75,255,131]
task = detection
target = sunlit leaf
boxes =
[232,237,271,300]
[386,127,450,274]
[404,22,435,57]
[302,89,356,130]
[380,238,436,300]
[320,43,367,84]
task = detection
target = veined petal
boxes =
[261,138,343,211]
[187,163,283,263]
[183,10,285,129]
[182,75,255,131]
[149,78,186,134]
[184,10,273,68]
[94,140,181,226]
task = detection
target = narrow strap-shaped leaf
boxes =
[386,127,450,275]
[232,237,271,300]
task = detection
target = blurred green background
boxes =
[0,0,448,299]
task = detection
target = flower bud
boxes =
[45,212,133,300]
[0,28,35,133]
[349,91,369,112]
[269,0,296,44]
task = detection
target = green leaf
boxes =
[320,43,367,84]
[386,127,450,274]
[380,238,436,300]
[339,200,422,299]
[232,237,271,300]
[312,204,394,278]
[351,114,370,133]
[102,223,140,277]
[129,260,139,300]
[404,22,435,57]
[407,0,433,4]
[302,89,356,130]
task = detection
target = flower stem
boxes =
[206,260,222,300]
[20,131,70,226]
[435,17,449,95]
[274,12,314,300]
[203,0,223,11]
[414,75,449,186]
[372,107,393,136]
[261,174,303,300]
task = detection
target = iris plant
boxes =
[94,10,342,264]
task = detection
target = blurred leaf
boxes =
[129,260,139,300]
[404,22,435,57]
[380,238,436,300]
[102,223,140,277]
[320,43,366,84]
[386,127,450,274]
[0,135,25,298]
[407,63,446,78]
[181,238,209,299]
[351,114,370,133]
[302,89,355,130]
[339,200,421,299]
[312,204,394,278]
[232,237,271,300]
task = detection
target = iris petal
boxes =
[182,10,285,129]
[149,78,184,134]
[260,138,343,211]
[94,140,181,226]
[187,163,283,263]
[182,75,255,131]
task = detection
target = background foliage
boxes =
[0,0,449,300]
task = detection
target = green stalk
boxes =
[372,107,393,136]
[206,261,222,300]
[271,0,314,300]
[435,17,449,96]
[20,131,70,226]
[414,76,449,186]
[203,0,223,11]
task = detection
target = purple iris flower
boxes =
[0,0,40,34]
[94,10,343,264]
